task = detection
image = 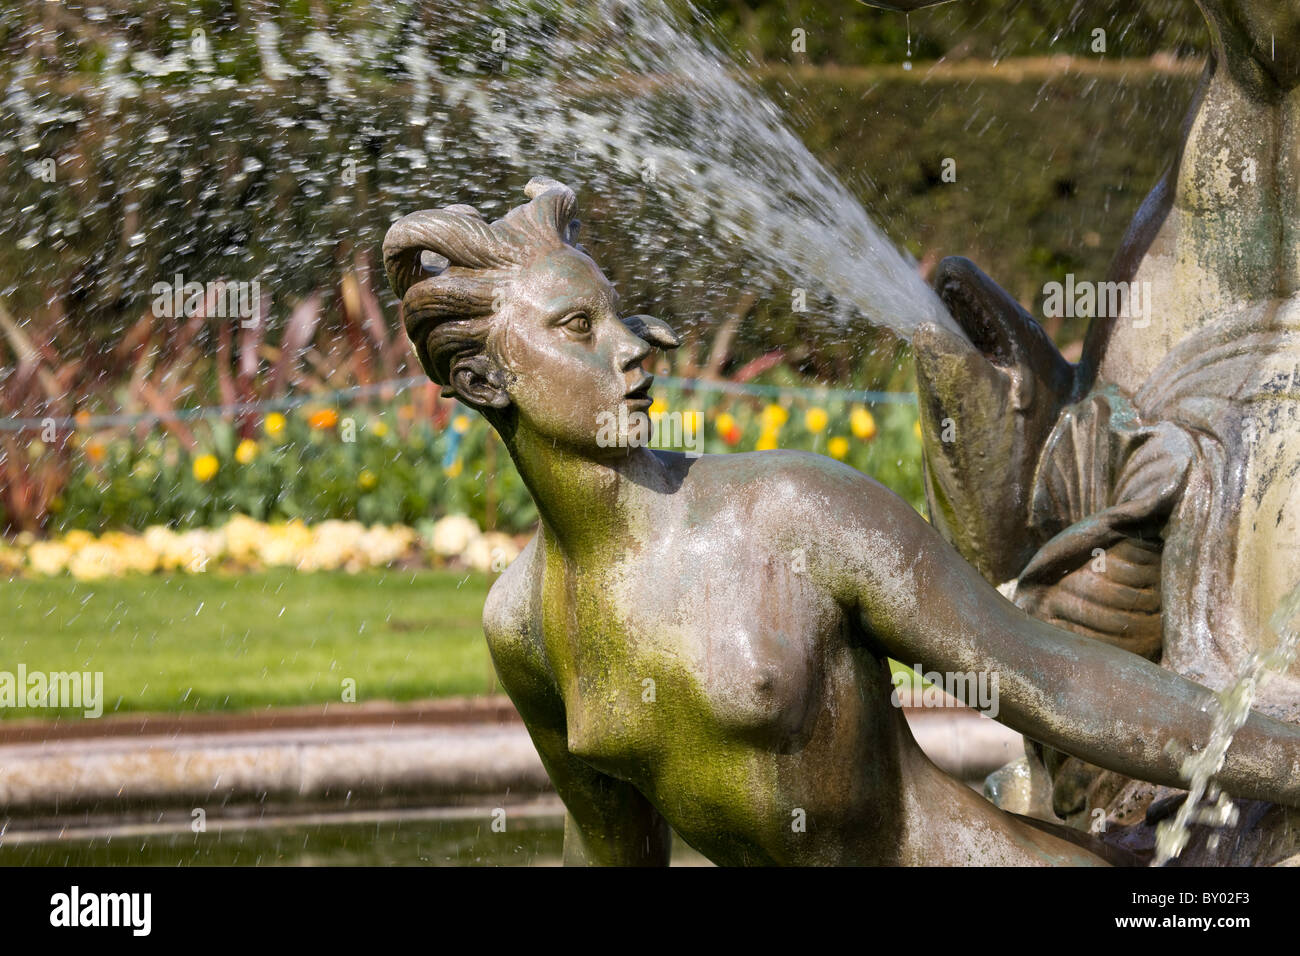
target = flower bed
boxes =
[1,513,523,581]
[5,379,925,575]
[37,385,921,525]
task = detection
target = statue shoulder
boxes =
[483,533,539,647]
[749,449,888,515]
[482,533,552,698]
[688,448,875,497]
[686,447,903,551]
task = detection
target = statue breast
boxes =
[561,552,834,767]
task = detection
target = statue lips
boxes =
[625,374,654,411]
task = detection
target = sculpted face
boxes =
[490,245,655,457]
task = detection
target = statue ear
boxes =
[449,354,512,410]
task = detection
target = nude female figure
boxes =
[384,177,1300,866]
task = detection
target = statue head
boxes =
[383,178,679,456]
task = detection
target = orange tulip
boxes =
[308,408,340,430]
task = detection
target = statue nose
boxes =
[622,314,680,351]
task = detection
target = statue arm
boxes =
[489,657,671,865]
[524,720,673,867]
[830,478,1300,807]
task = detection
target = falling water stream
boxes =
[1153,584,1300,865]
[429,2,958,339]
[0,0,960,345]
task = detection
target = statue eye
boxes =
[562,312,592,336]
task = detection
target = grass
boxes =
[0,570,498,719]
[0,568,935,721]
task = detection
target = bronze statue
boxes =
[911,0,1300,850]
[384,176,1300,866]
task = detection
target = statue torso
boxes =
[484,455,908,865]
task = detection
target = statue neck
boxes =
[503,426,670,562]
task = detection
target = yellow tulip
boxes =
[850,407,877,440]
[804,407,829,434]
[715,412,736,435]
[649,397,668,418]
[828,436,849,460]
[445,459,464,478]
[761,404,789,429]
[235,439,258,464]
[62,530,94,551]
[358,469,378,491]
[371,420,390,438]
[193,454,219,483]
[756,428,779,451]
[682,409,703,435]
[452,414,471,434]
[264,413,287,440]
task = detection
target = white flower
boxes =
[465,532,520,573]
[357,525,415,568]
[298,520,362,572]
[428,515,481,557]
[223,514,266,564]
[28,541,71,576]
[70,543,121,581]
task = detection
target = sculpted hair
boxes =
[382,177,581,399]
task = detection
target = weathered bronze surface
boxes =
[385,169,1300,864]
[912,0,1300,857]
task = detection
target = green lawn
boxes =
[0,570,498,718]
[0,569,933,721]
